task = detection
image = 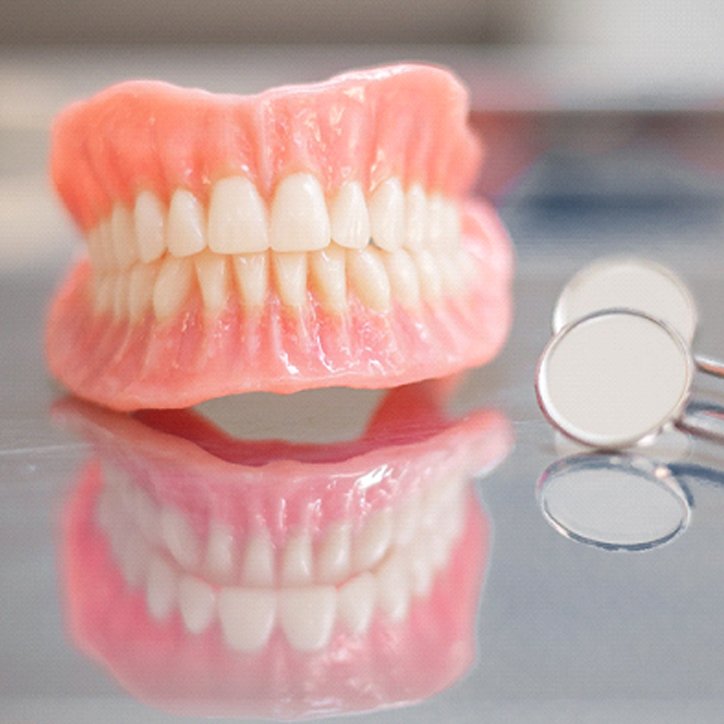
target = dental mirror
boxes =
[538,454,690,551]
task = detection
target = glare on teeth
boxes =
[134,190,167,263]
[369,178,405,251]
[242,533,275,586]
[383,248,420,308]
[279,586,336,651]
[281,533,314,585]
[404,183,428,249]
[219,588,276,652]
[269,173,330,252]
[231,252,269,309]
[337,572,376,634]
[128,262,159,322]
[111,204,138,269]
[208,176,269,254]
[330,181,370,249]
[316,522,352,584]
[146,554,177,621]
[203,521,236,583]
[310,244,347,313]
[195,251,230,314]
[160,507,201,570]
[179,574,216,634]
[167,188,206,257]
[352,508,393,571]
[415,249,443,301]
[347,247,391,311]
[153,255,194,320]
[272,252,308,307]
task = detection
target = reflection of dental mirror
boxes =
[538,454,691,551]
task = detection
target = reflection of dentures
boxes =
[58,383,512,718]
[47,65,513,410]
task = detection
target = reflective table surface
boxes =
[2,47,724,723]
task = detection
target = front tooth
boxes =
[330,181,370,249]
[134,190,166,263]
[281,534,314,585]
[310,244,347,313]
[241,533,275,586]
[160,506,201,570]
[352,508,393,571]
[376,551,410,621]
[203,521,236,584]
[167,189,206,257]
[383,249,420,308]
[178,574,216,634]
[153,256,194,320]
[316,522,351,584]
[337,572,376,634]
[269,173,329,252]
[111,204,138,269]
[347,247,391,311]
[415,249,443,301]
[279,586,336,652]
[146,554,177,621]
[369,178,404,251]
[128,262,159,322]
[218,588,276,652]
[195,251,230,315]
[426,193,446,247]
[404,183,428,249]
[208,176,269,253]
[231,252,269,309]
[272,252,308,307]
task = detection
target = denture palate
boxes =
[87,174,466,321]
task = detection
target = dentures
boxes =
[48,64,512,410]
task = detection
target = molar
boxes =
[208,176,269,254]
[415,249,443,301]
[369,178,405,251]
[134,190,166,263]
[329,181,370,249]
[167,188,206,257]
[269,173,329,252]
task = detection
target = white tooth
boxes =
[194,251,230,315]
[316,522,351,584]
[178,574,216,634]
[241,533,275,586]
[408,537,434,597]
[330,181,369,249]
[279,586,336,652]
[338,572,376,634]
[272,252,308,307]
[415,249,443,301]
[167,188,206,257]
[134,190,166,263]
[281,533,314,585]
[146,555,177,621]
[438,250,464,296]
[132,485,160,543]
[393,493,421,546]
[429,530,452,570]
[112,273,129,321]
[310,244,347,312]
[440,200,461,248]
[376,551,410,621]
[231,252,269,309]
[426,193,446,247]
[111,204,138,269]
[369,178,404,251]
[119,531,150,589]
[87,225,106,269]
[203,521,236,584]
[208,176,269,253]
[352,508,393,571]
[97,218,114,270]
[269,173,329,252]
[404,183,428,249]
[218,588,276,652]
[128,262,159,322]
[153,256,194,320]
[347,247,391,312]
[93,274,114,316]
[160,507,201,570]
[383,249,420,308]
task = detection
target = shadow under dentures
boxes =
[56,380,512,720]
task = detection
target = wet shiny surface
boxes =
[3,49,724,722]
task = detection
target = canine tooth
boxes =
[415,249,443,301]
[128,262,159,322]
[369,178,404,251]
[316,522,351,584]
[330,181,369,249]
[242,533,275,586]
[279,586,336,652]
[376,551,410,620]
[347,247,391,311]
[281,534,314,585]
[208,176,269,253]
[352,508,392,571]
[338,572,376,634]
[203,521,236,583]
[404,183,428,249]
[111,204,138,269]
[218,588,276,652]
[195,251,230,315]
[231,252,269,309]
[167,189,206,257]
[112,273,130,321]
[153,256,194,320]
[310,244,347,312]
[270,173,329,252]
[160,506,201,570]
[383,249,420,307]
[179,575,216,634]
[134,190,166,263]
[146,554,177,621]
[272,252,308,307]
